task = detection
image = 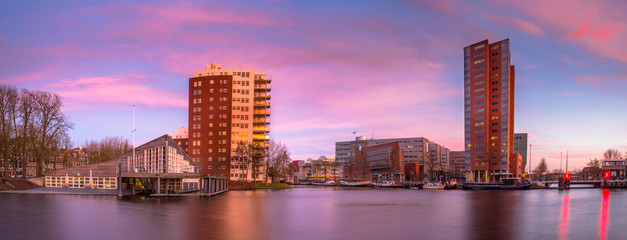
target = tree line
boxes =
[0,85,73,178]
[1,85,133,179]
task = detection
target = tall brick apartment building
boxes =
[464,39,517,182]
[188,63,271,181]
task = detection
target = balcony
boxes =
[253,134,270,141]
[254,76,272,83]
[254,101,271,108]
[253,110,270,116]
[254,93,271,100]
[253,127,270,133]
[254,84,271,92]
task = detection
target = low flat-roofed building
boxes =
[602,159,625,180]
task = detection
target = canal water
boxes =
[1,186,625,240]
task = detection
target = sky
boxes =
[1,0,626,171]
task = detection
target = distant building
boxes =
[514,133,528,170]
[427,143,442,180]
[336,136,430,179]
[464,39,516,183]
[601,159,625,180]
[508,153,523,178]
[189,63,271,181]
[169,127,189,154]
[350,142,405,183]
[450,151,466,178]
[335,136,369,166]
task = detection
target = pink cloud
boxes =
[505,1,627,62]
[49,74,187,110]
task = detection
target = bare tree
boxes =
[266,139,291,183]
[30,90,73,176]
[83,137,132,164]
[235,141,253,183]
[535,158,548,180]
[0,86,19,178]
[603,148,623,159]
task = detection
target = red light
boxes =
[604,171,610,179]
[564,173,570,179]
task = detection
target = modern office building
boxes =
[337,137,429,165]
[464,39,515,182]
[514,133,528,170]
[336,136,430,179]
[335,136,369,166]
[352,142,405,183]
[188,63,271,181]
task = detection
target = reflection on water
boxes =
[599,189,610,240]
[467,191,518,240]
[1,187,626,240]
[559,193,570,240]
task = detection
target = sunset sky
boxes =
[1,0,626,170]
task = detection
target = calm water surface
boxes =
[1,186,625,240]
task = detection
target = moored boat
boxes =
[461,182,530,190]
[373,181,402,188]
[423,182,445,189]
[340,181,371,187]
[311,181,337,186]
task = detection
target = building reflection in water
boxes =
[559,192,570,240]
[599,189,610,240]
[467,191,519,240]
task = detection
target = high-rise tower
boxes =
[188,63,271,181]
[464,39,515,183]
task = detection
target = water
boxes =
[0,187,625,240]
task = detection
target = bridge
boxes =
[533,180,627,189]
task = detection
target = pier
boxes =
[120,173,228,197]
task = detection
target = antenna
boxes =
[560,152,563,174]
[565,150,569,173]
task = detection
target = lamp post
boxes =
[529,144,532,181]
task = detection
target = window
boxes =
[474,129,485,133]
[473,59,485,64]
[474,51,485,57]
[474,80,485,86]
[474,44,485,50]
[475,136,485,140]
[474,73,485,79]
[474,66,485,71]
[474,101,485,106]
[474,87,485,93]
[474,115,485,120]
[474,94,485,99]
